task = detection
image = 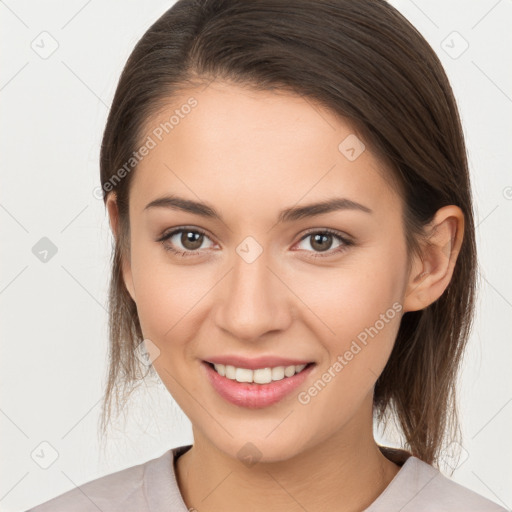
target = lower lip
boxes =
[201,361,315,409]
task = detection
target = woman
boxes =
[26,0,507,510]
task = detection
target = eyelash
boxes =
[157,227,354,259]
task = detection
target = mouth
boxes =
[201,360,316,409]
[204,360,315,383]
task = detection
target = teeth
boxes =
[284,365,296,377]
[235,367,253,383]
[212,363,308,383]
[252,367,271,384]
[225,365,235,379]
[271,366,285,381]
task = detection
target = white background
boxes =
[1,1,511,511]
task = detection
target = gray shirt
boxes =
[25,444,508,511]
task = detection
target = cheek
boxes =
[295,250,404,340]
[129,241,217,348]
[294,249,404,386]
[295,271,402,429]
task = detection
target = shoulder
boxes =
[24,449,175,512]
[380,456,508,512]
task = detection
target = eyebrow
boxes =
[144,195,373,223]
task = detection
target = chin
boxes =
[210,432,312,466]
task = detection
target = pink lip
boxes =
[204,355,314,370]
[201,360,315,409]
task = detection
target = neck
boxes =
[175,400,400,512]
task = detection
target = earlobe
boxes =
[402,206,464,313]
[105,193,136,303]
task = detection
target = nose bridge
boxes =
[214,240,291,341]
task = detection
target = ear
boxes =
[105,193,136,303]
[403,205,464,313]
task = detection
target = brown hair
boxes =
[98,0,477,470]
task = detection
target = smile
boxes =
[202,361,316,409]
[208,362,309,384]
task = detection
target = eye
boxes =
[157,226,354,259]
[157,227,215,257]
[294,229,354,258]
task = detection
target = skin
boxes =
[106,80,464,512]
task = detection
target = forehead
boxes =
[130,81,401,223]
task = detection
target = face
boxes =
[109,80,414,463]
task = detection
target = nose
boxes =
[213,247,293,342]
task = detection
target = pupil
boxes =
[312,233,332,252]
[182,231,202,250]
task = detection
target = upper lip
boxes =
[204,355,314,370]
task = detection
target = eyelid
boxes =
[157,226,354,258]
[292,228,354,258]
[297,227,354,244]
[156,225,217,254]
[157,225,215,243]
